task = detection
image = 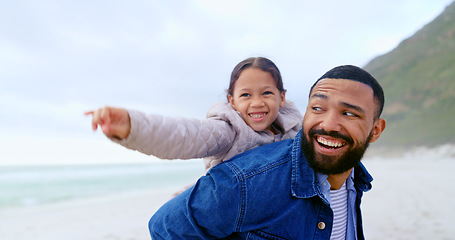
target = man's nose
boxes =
[319,112,342,132]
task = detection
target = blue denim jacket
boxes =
[149,131,373,239]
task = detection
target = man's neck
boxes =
[327,168,353,190]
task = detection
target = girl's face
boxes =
[228,68,286,133]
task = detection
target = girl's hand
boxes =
[84,106,131,139]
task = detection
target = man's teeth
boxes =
[317,137,345,148]
[249,113,266,118]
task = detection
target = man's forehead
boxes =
[310,78,373,96]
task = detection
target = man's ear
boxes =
[228,94,236,110]
[369,118,386,143]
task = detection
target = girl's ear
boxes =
[279,91,286,107]
[228,94,236,110]
[368,118,386,143]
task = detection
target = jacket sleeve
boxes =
[112,109,236,160]
[149,164,241,239]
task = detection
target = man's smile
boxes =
[316,135,346,149]
[312,134,349,156]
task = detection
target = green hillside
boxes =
[364,1,455,151]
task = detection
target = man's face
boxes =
[302,78,385,175]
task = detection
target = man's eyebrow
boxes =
[310,93,327,100]
[341,102,365,114]
[310,93,366,114]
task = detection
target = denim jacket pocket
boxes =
[246,230,288,240]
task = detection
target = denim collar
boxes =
[290,130,373,199]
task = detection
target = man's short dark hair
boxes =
[310,65,384,119]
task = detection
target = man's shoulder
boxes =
[218,139,294,177]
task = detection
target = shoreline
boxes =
[1,157,454,239]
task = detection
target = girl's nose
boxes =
[250,97,265,107]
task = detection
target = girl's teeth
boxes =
[250,113,266,118]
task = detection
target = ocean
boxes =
[0,160,204,211]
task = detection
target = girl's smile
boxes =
[248,112,268,122]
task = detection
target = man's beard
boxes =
[301,128,372,175]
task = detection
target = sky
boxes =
[1,0,453,165]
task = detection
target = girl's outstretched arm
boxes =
[85,106,131,140]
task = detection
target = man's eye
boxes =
[344,112,358,117]
[312,107,323,111]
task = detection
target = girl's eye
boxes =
[263,91,273,95]
[240,93,250,97]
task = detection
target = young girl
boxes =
[86,57,302,171]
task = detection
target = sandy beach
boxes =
[1,157,454,240]
[0,189,173,240]
[362,157,455,240]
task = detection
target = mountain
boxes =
[364,1,455,152]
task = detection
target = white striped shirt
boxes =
[330,182,348,240]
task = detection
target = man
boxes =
[149,65,386,239]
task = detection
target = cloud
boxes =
[1,0,453,164]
